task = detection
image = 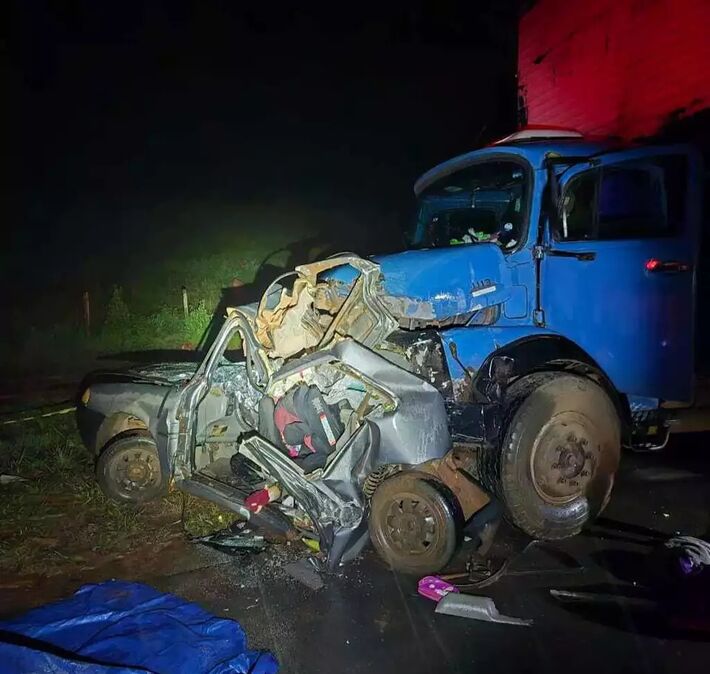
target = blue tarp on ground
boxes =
[0,580,278,673]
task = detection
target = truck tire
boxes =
[480,373,620,540]
[368,472,462,574]
[97,433,166,505]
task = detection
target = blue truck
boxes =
[78,129,706,573]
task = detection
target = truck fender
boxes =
[440,327,631,432]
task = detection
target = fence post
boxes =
[82,290,91,336]
[182,286,189,318]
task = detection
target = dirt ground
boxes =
[0,409,238,607]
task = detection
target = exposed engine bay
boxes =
[187,255,490,572]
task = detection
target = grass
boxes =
[0,414,237,578]
[0,209,331,375]
[1,192,400,377]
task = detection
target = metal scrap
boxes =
[417,447,490,520]
[252,255,398,360]
[435,593,532,626]
[191,522,268,555]
[255,277,326,358]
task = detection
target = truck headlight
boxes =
[81,388,91,406]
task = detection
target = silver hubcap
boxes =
[384,495,437,555]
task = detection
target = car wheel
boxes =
[97,433,166,504]
[480,373,621,540]
[368,471,462,574]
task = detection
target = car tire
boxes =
[368,471,462,574]
[97,433,166,505]
[480,373,621,540]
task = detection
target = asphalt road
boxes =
[2,433,708,673]
[136,432,710,674]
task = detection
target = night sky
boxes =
[3,1,520,301]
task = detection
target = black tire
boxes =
[480,373,621,540]
[368,471,462,574]
[97,433,166,504]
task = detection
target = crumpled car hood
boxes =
[328,243,511,324]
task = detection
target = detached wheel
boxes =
[368,472,462,574]
[97,434,166,504]
[481,373,621,540]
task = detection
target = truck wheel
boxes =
[97,433,166,505]
[368,472,462,574]
[480,373,620,540]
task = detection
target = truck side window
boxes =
[597,167,665,238]
[559,155,686,241]
[562,172,596,240]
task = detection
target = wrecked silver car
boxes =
[77,255,490,573]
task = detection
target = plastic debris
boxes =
[664,536,710,575]
[435,593,532,626]
[245,484,282,513]
[0,474,28,485]
[302,537,321,553]
[418,576,460,602]
[192,522,267,556]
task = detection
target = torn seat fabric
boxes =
[273,384,344,472]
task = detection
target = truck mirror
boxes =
[555,193,575,239]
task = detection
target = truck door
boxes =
[541,146,702,403]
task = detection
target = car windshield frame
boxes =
[410,154,532,254]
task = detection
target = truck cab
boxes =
[395,130,702,437]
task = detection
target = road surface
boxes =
[2,433,709,673]
[154,433,710,673]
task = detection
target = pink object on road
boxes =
[417,576,460,602]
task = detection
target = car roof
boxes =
[413,139,610,195]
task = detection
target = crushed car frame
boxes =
[78,255,490,573]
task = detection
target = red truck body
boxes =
[518,0,710,140]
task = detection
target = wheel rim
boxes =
[382,491,439,556]
[529,412,601,504]
[108,445,160,499]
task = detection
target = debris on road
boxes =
[550,533,710,634]
[417,575,459,602]
[191,521,268,556]
[435,593,532,626]
[664,536,710,575]
[549,589,656,610]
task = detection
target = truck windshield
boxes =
[410,160,527,251]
